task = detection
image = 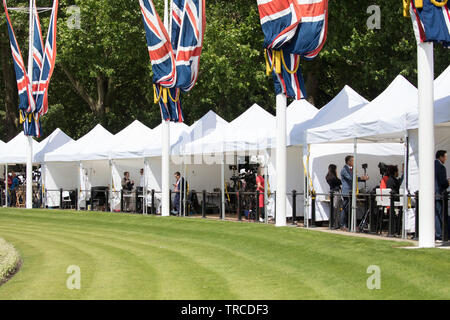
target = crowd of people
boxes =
[326,150,450,240]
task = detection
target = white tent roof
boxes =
[285,99,319,146]
[173,110,228,155]
[143,122,190,157]
[435,65,449,100]
[45,124,114,162]
[35,128,74,163]
[290,85,369,146]
[0,132,40,164]
[305,76,417,144]
[183,104,276,155]
[108,120,153,160]
[433,65,450,127]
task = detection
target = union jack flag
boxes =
[34,0,59,117]
[257,0,328,100]
[3,0,58,137]
[140,0,205,122]
[3,0,35,114]
[410,0,450,48]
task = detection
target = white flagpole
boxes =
[275,93,287,227]
[417,42,435,248]
[161,0,171,217]
[26,0,35,209]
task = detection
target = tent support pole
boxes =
[184,160,187,217]
[417,42,435,248]
[264,151,269,224]
[275,93,287,227]
[5,164,8,207]
[402,133,409,239]
[109,160,113,213]
[144,158,148,215]
[303,144,309,228]
[351,138,358,233]
[221,156,225,220]
[77,161,81,211]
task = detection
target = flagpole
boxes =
[26,0,34,209]
[275,93,287,227]
[161,0,171,217]
[417,42,435,248]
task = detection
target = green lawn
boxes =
[0,208,448,300]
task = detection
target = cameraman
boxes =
[340,156,369,231]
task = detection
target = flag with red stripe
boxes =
[140,0,205,122]
[257,0,328,100]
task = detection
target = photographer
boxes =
[340,156,369,231]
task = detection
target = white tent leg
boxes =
[144,158,148,215]
[417,42,435,248]
[351,138,358,233]
[402,133,409,239]
[109,160,113,213]
[4,164,8,207]
[221,157,225,220]
[302,144,309,228]
[264,151,269,224]
[77,161,82,211]
[275,93,287,227]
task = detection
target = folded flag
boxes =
[140,0,205,123]
[257,0,328,100]
[409,0,450,48]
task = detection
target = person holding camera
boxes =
[340,156,369,231]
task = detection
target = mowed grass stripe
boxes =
[0,208,449,299]
[0,224,235,300]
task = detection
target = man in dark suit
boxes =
[340,155,369,231]
[435,150,449,241]
[173,171,187,216]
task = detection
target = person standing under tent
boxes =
[122,172,134,212]
[435,150,449,241]
[136,168,145,213]
[326,164,342,229]
[173,172,186,216]
[340,156,369,231]
[256,166,265,222]
[9,172,19,207]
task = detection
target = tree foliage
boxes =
[0,0,448,141]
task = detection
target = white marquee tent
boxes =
[0,132,40,164]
